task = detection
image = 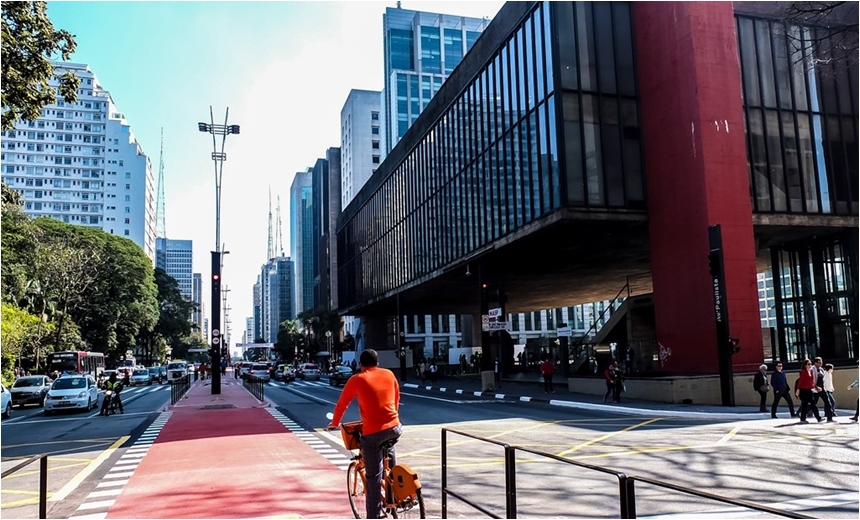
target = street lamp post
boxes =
[198,106,240,395]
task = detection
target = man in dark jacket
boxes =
[770,361,795,418]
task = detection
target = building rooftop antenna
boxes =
[156,127,166,238]
[267,186,274,261]
[276,195,284,257]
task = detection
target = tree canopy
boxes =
[1,1,80,131]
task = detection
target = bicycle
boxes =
[338,421,425,519]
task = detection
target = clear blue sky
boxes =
[46,1,504,341]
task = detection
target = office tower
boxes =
[290,169,314,312]
[1,62,156,260]
[155,238,193,301]
[381,6,490,155]
[192,273,204,336]
[260,256,295,343]
[312,150,341,311]
[253,278,263,342]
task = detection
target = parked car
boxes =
[10,375,52,408]
[249,364,271,382]
[148,366,167,384]
[44,375,99,415]
[329,366,354,387]
[297,363,320,381]
[130,368,153,386]
[239,362,253,379]
[1,384,11,419]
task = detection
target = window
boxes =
[372,155,380,164]
[371,112,379,121]
[371,126,380,135]
[372,141,380,150]
[124,230,130,236]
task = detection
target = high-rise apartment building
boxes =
[1,62,157,260]
[313,149,341,311]
[155,238,193,300]
[260,256,295,343]
[289,169,314,313]
[381,7,490,155]
[192,273,204,337]
[340,90,381,207]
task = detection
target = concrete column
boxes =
[633,2,762,375]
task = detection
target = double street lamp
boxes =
[198,106,239,395]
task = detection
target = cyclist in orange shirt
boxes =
[327,349,401,519]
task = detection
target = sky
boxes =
[46,0,505,340]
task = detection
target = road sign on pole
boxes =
[487,321,509,331]
[488,307,502,318]
[557,326,572,337]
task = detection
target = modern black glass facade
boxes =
[339,2,644,311]
[737,14,858,215]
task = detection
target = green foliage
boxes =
[1,303,44,382]
[1,1,80,131]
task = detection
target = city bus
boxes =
[46,350,106,376]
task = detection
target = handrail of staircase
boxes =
[570,277,632,369]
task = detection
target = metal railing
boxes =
[441,428,812,519]
[243,376,265,401]
[170,375,190,404]
[1,454,48,518]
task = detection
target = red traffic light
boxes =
[213,274,220,281]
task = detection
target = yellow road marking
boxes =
[555,418,662,457]
[2,494,55,508]
[1,438,117,450]
[716,426,741,445]
[2,462,90,479]
[48,436,129,503]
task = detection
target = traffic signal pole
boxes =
[210,251,222,394]
[708,225,734,406]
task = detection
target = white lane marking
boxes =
[96,480,128,488]
[76,499,116,510]
[87,488,122,498]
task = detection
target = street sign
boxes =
[487,321,509,331]
[481,315,490,323]
[212,329,220,337]
[557,326,572,337]
[212,337,220,345]
[482,322,489,331]
[488,307,502,318]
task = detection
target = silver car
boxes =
[44,375,99,415]
[129,368,153,386]
[298,363,320,381]
[249,364,270,382]
[10,375,52,408]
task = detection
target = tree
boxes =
[137,268,196,365]
[275,319,302,359]
[1,1,80,131]
[778,2,858,71]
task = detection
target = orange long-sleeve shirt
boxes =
[331,366,400,436]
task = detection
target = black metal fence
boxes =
[170,375,190,405]
[1,454,48,518]
[441,428,812,519]
[243,376,265,401]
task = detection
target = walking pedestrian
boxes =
[795,359,822,424]
[429,362,438,384]
[417,361,426,384]
[811,357,824,405]
[848,374,858,422]
[753,364,770,413]
[613,362,625,403]
[770,361,795,418]
[603,363,617,403]
[822,363,836,422]
[540,356,555,393]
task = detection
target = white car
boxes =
[249,364,270,382]
[1,384,11,419]
[298,363,320,381]
[166,362,188,381]
[44,375,99,415]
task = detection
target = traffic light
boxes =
[708,251,721,277]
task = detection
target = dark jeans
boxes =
[798,389,821,421]
[758,389,768,412]
[543,374,554,393]
[823,391,835,419]
[361,425,402,519]
[771,390,795,417]
[604,382,614,401]
[614,382,623,403]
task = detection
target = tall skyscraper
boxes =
[290,169,314,312]
[259,256,295,343]
[192,273,204,337]
[381,7,490,155]
[155,238,193,300]
[1,62,157,260]
[252,278,263,342]
[312,150,341,311]
[340,90,382,207]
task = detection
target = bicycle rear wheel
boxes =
[347,460,366,519]
[391,488,425,519]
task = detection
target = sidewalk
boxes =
[102,376,353,519]
[402,372,857,421]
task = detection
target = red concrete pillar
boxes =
[633,2,762,375]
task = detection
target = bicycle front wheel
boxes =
[347,460,366,519]
[391,488,425,519]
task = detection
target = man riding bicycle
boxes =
[327,349,401,519]
[100,372,124,415]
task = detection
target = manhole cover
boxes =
[201,404,236,410]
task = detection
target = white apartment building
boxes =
[0,62,156,260]
[340,90,381,208]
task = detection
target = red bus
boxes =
[45,351,106,376]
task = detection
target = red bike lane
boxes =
[106,380,353,519]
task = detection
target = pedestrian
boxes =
[811,356,824,405]
[540,356,555,393]
[603,363,617,403]
[770,361,795,418]
[417,361,426,384]
[613,362,625,403]
[795,359,822,424]
[460,353,467,374]
[753,364,770,413]
[221,359,227,376]
[199,363,207,380]
[822,363,836,422]
[848,373,858,422]
[429,362,438,384]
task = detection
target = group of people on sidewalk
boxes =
[754,357,859,423]
[602,361,625,403]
